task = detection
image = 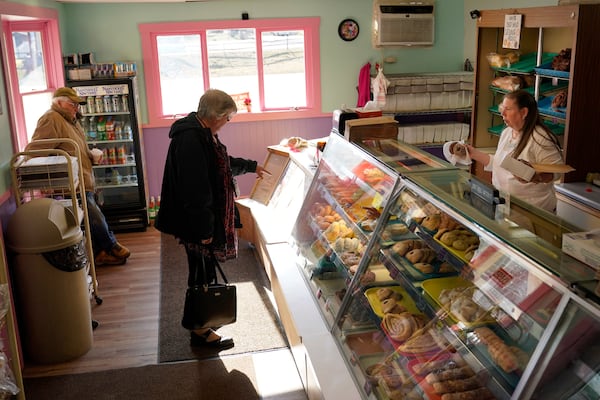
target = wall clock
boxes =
[338,19,359,41]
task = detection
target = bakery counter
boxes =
[555,182,600,231]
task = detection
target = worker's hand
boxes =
[256,165,271,179]
[201,237,213,245]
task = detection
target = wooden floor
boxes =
[21,226,308,399]
[22,227,162,378]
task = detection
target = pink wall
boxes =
[142,116,332,199]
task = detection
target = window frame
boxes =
[1,6,63,152]
[139,17,323,128]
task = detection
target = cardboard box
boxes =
[562,229,600,269]
[344,116,398,143]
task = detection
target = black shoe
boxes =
[190,330,234,349]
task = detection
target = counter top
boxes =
[555,182,600,211]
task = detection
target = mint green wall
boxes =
[61,0,465,122]
[0,0,559,196]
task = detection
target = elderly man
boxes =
[27,87,131,266]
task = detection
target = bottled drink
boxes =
[80,116,89,137]
[88,116,97,140]
[95,96,104,113]
[123,122,132,140]
[97,117,106,140]
[148,196,156,224]
[106,117,115,140]
[86,97,95,114]
[114,120,123,140]
[111,95,121,112]
[121,95,129,112]
[103,95,112,113]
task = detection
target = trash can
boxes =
[5,198,93,364]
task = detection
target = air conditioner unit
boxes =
[372,0,435,47]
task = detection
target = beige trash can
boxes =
[6,198,93,364]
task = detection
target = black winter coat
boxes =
[155,112,257,244]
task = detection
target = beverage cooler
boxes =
[67,77,148,232]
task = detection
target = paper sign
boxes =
[503,14,522,49]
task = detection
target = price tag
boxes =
[371,192,384,209]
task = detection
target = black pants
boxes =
[185,247,217,287]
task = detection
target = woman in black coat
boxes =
[155,89,268,349]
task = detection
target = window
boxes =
[140,18,321,127]
[1,17,63,151]
[1,12,63,152]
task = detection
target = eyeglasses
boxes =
[64,100,80,108]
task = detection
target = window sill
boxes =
[143,109,331,129]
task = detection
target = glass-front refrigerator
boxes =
[68,76,148,231]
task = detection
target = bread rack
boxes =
[10,138,102,306]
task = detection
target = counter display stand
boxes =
[253,132,599,400]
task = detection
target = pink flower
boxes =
[244,98,251,105]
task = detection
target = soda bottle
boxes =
[148,196,156,225]
[106,117,115,140]
[97,117,106,140]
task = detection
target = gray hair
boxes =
[53,96,70,105]
[196,89,237,119]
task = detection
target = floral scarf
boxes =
[212,134,238,261]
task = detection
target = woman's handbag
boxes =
[181,253,237,330]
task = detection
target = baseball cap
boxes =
[53,87,86,104]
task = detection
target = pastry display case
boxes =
[327,168,599,400]
[290,133,401,329]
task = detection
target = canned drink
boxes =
[111,95,121,112]
[103,95,112,113]
[95,96,104,113]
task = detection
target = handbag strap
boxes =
[200,250,228,286]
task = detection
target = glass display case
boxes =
[291,133,401,328]
[327,169,599,400]
[289,134,463,329]
[355,137,457,174]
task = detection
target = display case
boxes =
[327,169,599,400]
[290,133,401,329]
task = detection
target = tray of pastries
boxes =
[408,352,496,400]
[422,277,496,328]
[364,286,422,318]
[387,239,458,281]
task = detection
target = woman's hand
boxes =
[255,165,271,179]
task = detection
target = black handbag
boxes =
[181,253,237,330]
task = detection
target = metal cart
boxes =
[10,138,102,306]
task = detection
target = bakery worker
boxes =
[27,87,131,266]
[453,90,563,212]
